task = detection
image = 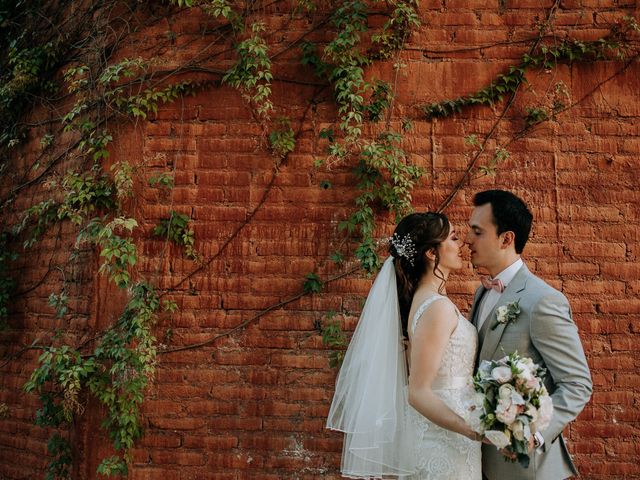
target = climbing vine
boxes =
[424,17,640,119]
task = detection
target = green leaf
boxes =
[303,273,322,294]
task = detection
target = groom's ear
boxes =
[500,231,516,250]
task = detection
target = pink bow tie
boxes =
[481,276,504,293]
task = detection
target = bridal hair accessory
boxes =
[390,233,417,265]
[327,257,418,478]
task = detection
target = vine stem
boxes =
[0,342,43,369]
[158,265,360,355]
[162,85,327,295]
[437,0,561,213]
[503,51,640,148]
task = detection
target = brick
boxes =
[559,262,599,276]
[572,441,606,454]
[591,354,635,370]
[210,386,269,401]
[209,416,263,431]
[243,400,303,416]
[207,452,265,470]
[129,468,181,480]
[182,435,239,449]
[184,401,239,416]
[263,418,324,433]
[572,421,637,438]
[563,280,625,295]
[151,450,206,466]
[600,262,640,280]
[139,433,183,448]
[270,353,327,369]
[567,242,626,258]
[148,417,207,430]
[559,205,624,222]
[426,12,479,26]
[212,350,269,366]
[554,11,593,26]
[238,434,293,451]
[599,300,640,314]
[604,441,640,456]
[145,136,197,153]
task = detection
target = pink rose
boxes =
[525,376,540,392]
[496,399,518,425]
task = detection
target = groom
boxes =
[466,190,592,480]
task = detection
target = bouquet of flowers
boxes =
[466,352,553,468]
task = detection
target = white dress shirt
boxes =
[476,258,523,331]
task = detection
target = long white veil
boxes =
[327,257,418,478]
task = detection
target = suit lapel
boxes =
[478,264,530,361]
[469,286,485,328]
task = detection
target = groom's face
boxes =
[466,203,502,270]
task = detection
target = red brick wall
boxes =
[1,2,639,479]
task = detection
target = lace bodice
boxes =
[410,295,477,386]
[407,294,481,479]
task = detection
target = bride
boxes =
[327,212,482,479]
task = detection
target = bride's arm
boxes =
[408,300,479,441]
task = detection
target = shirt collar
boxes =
[493,258,523,287]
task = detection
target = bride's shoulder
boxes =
[427,295,459,319]
[411,294,458,332]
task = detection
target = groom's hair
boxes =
[474,190,533,254]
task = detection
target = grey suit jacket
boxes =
[471,264,592,480]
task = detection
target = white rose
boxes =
[498,383,515,399]
[462,391,486,434]
[537,395,553,431]
[511,391,526,406]
[516,361,534,378]
[465,405,485,434]
[521,357,536,370]
[491,366,513,384]
[496,305,509,322]
[485,429,511,449]
[511,420,525,441]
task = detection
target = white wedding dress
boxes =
[407,294,482,480]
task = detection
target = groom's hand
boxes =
[500,436,534,459]
[500,448,517,460]
[527,434,535,453]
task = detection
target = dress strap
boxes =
[410,294,446,336]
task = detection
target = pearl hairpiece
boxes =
[390,233,417,266]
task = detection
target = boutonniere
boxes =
[491,299,521,330]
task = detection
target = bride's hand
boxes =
[465,430,483,442]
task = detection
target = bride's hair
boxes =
[389,212,450,338]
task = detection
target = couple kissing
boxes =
[327,189,592,480]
